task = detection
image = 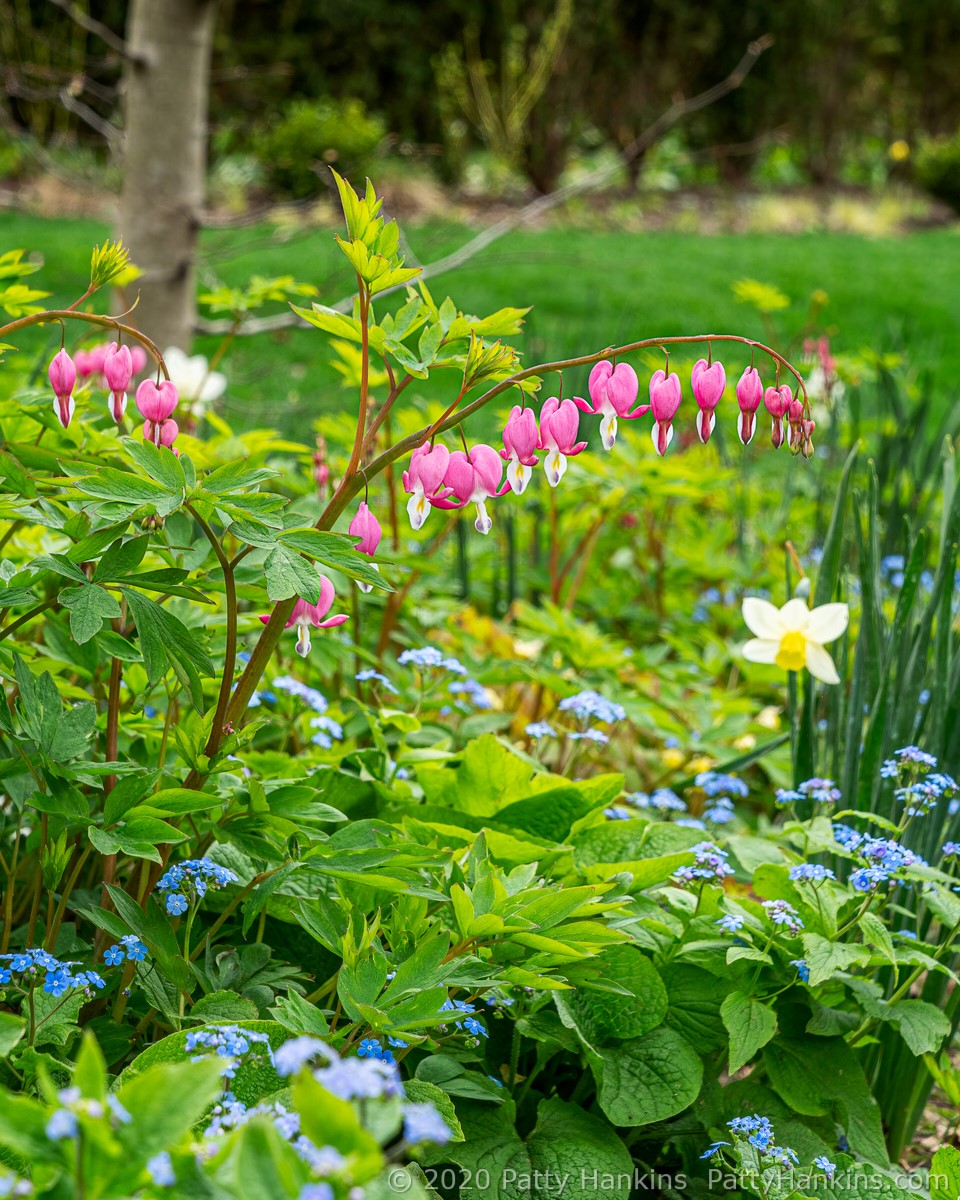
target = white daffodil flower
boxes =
[741,597,848,685]
[162,347,227,415]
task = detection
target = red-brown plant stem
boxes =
[0,309,169,377]
[192,332,808,776]
[189,507,238,754]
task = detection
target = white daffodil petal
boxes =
[742,597,785,639]
[779,598,812,633]
[742,637,780,664]
[806,602,849,645]
[805,641,840,684]
[199,370,228,403]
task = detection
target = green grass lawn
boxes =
[5,210,960,434]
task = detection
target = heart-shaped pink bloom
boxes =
[48,348,77,429]
[402,442,451,530]
[764,384,793,449]
[348,501,382,593]
[136,378,179,423]
[500,405,539,493]
[649,369,682,456]
[735,367,763,445]
[440,444,507,534]
[104,343,133,423]
[349,501,382,557]
[142,418,179,450]
[691,359,726,443]
[259,575,348,656]
[586,360,648,449]
[104,343,133,393]
[435,445,508,534]
[538,397,588,485]
[74,343,110,379]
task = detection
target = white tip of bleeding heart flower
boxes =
[737,412,755,445]
[108,392,127,423]
[696,410,713,444]
[651,422,673,457]
[600,413,618,451]
[507,460,531,494]
[54,395,75,429]
[544,450,566,487]
[407,492,429,531]
[474,501,492,535]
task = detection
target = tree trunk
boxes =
[117,0,216,353]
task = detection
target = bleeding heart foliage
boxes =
[0,178,957,1197]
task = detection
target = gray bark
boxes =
[117,0,216,353]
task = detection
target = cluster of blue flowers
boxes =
[155,857,239,916]
[790,958,811,982]
[45,1086,132,1143]
[775,777,842,807]
[185,1025,275,1078]
[673,842,734,885]
[398,646,467,674]
[762,899,804,936]
[274,1035,451,1145]
[879,555,936,595]
[833,825,921,892]
[448,678,492,711]
[355,668,399,694]
[697,772,750,799]
[270,674,330,714]
[557,689,626,724]
[702,1114,823,1173]
[880,746,959,817]
[357,1036,408,1063]
[789,863,836,884]
[397,646,493,713]
[440,997,488,1039]
[527,689,626,748]
[633,788,687,814]
[310,713,344,750]
[0,1171,31,1198]
[0,947,120,998]
[716,913,744,933]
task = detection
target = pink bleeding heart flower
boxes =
[585,360,649,450]
[787,397,805,453]
[538,397,588,486]
[135,378,179,424]
[801,418,816,459]
[48,348,77,429]
[129,346,147,374]
[142,418,179,452]
[74,343,110,379]
[436,444,509,535]
[691,359,726,444]
[348,501,382,593]
[500,405,539,494]
[259,576,348,657]
[103,343,133,423]
[648,370,682,457]
[764,384,793,449]
[736,366,763,445]
[402,442,451,531]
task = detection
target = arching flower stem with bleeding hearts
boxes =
[0,309,169,384]
[210,331,810,776]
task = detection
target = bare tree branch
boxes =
[58,87,120,143]
[195,36,774,337]
[45,0,138,61]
